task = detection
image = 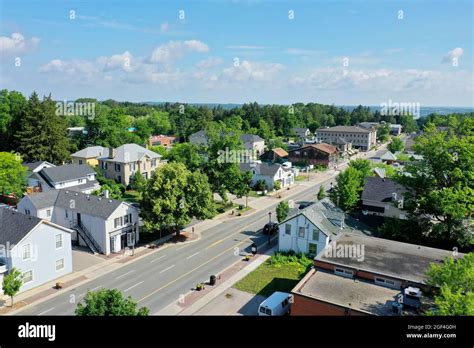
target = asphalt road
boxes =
[17,147,387,315]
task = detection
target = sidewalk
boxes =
[157,244,277,315]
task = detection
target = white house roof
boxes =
[71,146,106,159]
[381,151,398,161]
[99,144,161,163]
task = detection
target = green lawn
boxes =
[233,253,312,297]
[295,175,308,181]
[248,190,264,198]
[123,190,140,204]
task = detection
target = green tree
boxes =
[276,201,290,223]
[332,167,363,211]
[426,253,474,315]
[317,185,326,200]
[13,92,70,163]
[233,171,252,207]
[398,123,474,247]
[2,267,23,307]
[0,152,27,197]
[349,159,372,182]
[377,123,390,142]
[388,137,404,153]
[75,288,149,316]
[164,143,203,172]
[130,171,146,191]
[149,145,167,157]
[140,162,216,236]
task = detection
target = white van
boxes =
[258,292,291,316]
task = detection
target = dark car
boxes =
[263,222,279,235]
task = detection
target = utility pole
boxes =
[268,212,272,245]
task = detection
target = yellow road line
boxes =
[205,239,224,249]
[137,229,264,304]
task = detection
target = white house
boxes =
[278,198,372,256]
[240,162,294,190]
[240,134,265,156]
[0,209,72,293]
[18,190,140,255]
[361,177,407,219]
[28,164,100,194]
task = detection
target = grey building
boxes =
[316,125,377,151]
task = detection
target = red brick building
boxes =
[288,143,338,167]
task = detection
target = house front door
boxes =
[77,213,81,226]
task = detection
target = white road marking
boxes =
[159,265,175,274]
[39,307,56,315]
[124,281,144,292]
[186,252,200,259]
[115,270,133,279]
[150,254,167,263]
[90,285,102,292]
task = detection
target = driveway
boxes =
[72,247,106,272]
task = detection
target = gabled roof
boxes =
[361,177,406,203]
[71,146,106,159]
[27,190,60,209]
[381,151,397,161]
[0,210,42,246]
[271,147,289,157]
[239,162,282,177]
[54,190,125,219]
[290,143,338,155]
[373,167,386,179]
[23,161,55,172]
[283,198,373,237]
[317,126,371,133]
[99,144,161,163]
[240,134,264,143]
[41,164,96,183]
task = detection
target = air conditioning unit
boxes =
[403,287,422,309]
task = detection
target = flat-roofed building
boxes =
[316,126,376,151]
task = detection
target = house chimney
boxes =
[108,147,115,159]
[104,189,109,199]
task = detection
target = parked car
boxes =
[258,292,292,316]
[262,222,279,235]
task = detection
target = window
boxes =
[285,224,291,235]
[56,258,65,271]
[298,227,305,238]
[115,164,121,172]
[55,234,63,249]
[312,229,319,241]
[124,215,129,224]
[114,217,121,228]
[78,178,83,184]
[65,210,68,218]
[152,159,157,167]
[24,209,30,215]
[375,277,397,288]
[129,214,132,224]
[22,270,33,283]
[46,209,51,217]
[308,243,317,255]
[22,244,31,260]
[79,160,83,165]
[335,268,354,278]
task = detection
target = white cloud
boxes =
[443,47,464,63]
[221,60,283,82]
[150,40,209,63]
[196,57,223,69]
[0,33,40,55]
[98,51,133,72]
[39,59,97,75]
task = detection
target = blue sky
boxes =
[1,0,472,106]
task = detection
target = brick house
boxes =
[288,143,338,167]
